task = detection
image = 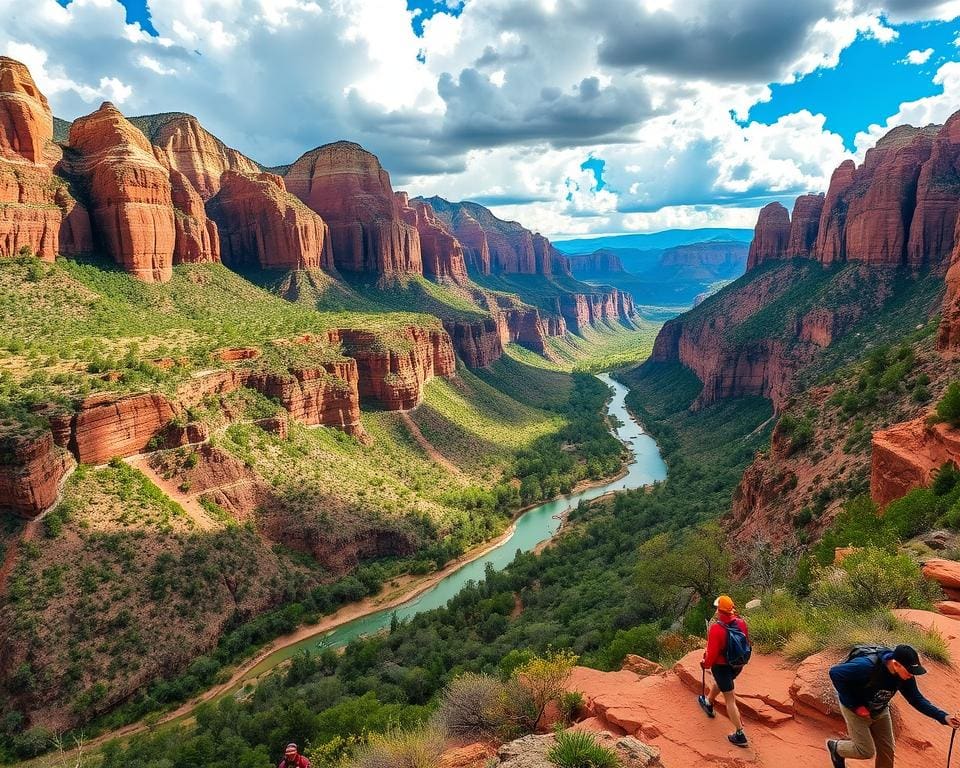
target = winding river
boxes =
[237,373,667,680]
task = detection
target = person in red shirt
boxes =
[698,595,750,748]
[278,743,311,768]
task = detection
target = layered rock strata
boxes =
[0,432,73,517]
[870,417,960,507]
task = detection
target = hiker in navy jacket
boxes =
[697,595,750,748]
[826,644,960,768]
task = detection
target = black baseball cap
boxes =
[893,645,927,675]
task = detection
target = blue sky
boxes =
[19,2,960,238]
[750,18,960,150]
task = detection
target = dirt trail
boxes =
[400,411,463,476]
[125,455,217,532]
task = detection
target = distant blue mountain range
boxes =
[554,228,753,254]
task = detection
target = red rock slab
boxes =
[72,392,176,465]
[923,559,960,590]
[673,651,796,726]
[935,601,960,618]
[438,743,495,768]
[871,418,960,507]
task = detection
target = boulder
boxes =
[923,559,960,590]
[285,141,422,276]
[439,743,496,768]
[935,600,960,618]
[746,202,790,270]
[207,170,335,271]
[68,102,177,282]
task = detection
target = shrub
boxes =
[348,726,445,768]
[510,650,578,732]
[936,382,960,427]
[547,730,620,768]
[558,691,585,725]
[812,548,939,613]
[434,673,505,737]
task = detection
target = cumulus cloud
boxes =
[0,0,955,237]
[904,47,935,64]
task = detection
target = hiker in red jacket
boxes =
[278,743,310,768]
[698,595,751,748]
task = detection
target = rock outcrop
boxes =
[786,194,825,259]
[423,196,571,277]
[562,610,960,768]
[814,160,857,264]
[0,57,92,261]
[396,193,469,283]
[139,112,261,200]
[444,318,505,368]
[657,240,749,279]
[170,169,219,264]
[68,102,176,282]
[0,56,52,164]
[70,392,177,465]
[567,248,625,276]
[285,142,423,276]
[907,113,960,269]
[0,431,72,517]
[940,219,960,351]
[870,417,960,507]
[207,171,335,271]
[745,202,790,270]
[339,326,456,410]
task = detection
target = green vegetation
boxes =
[548,730,620,768]
[935,381,960,426]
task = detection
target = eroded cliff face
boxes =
[285,142,423,276]
[0,57,92,262]
[871,417,960,507]
[786,194,825,259]
[68,102,176,282]
[339,326,456,410]
[567,248,625,275]
[0,432,73,517]
[207,170,335,271]
[746,202,790,270]
[170,169,220,264]
[444,318,505,368]
[144,112,261,200]
[396,193,469,283]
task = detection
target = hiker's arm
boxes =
[901,678,948,724]
[829,662,866,711]
[703,624,722,668]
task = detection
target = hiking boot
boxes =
[826,740,846,768]
[697,695,715,718]
[727,730,748,748]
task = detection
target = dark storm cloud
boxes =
[596,0,836,82]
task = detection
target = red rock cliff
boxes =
[144,112,261,200]
[207,170,335,271]
[0,57,92,261]
[870,416,960,507]
[785,194,824,259]
[68,102,176,282]
[170,169,219,264]
[396,193,468,283]
[939,213,960,350]
[285,141,423,276]
[444,318,505,368]
[814,159,857,264]
[339,326,456,410]
[908,112,960,270]
[567,248,625,275]
[0,431,73,518]
[746,202,790,270]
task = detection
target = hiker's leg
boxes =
[870,709,895,768]
[836,705,877,760]
[721,690,744,732]
[707,682,722,706]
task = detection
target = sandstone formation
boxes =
[814,160,857,264]
[923,559,960,591]
[939,214,960,351]
[870,417,960,507]
[285,142,423,276]
[444,318,505,368]
[0,431,72,517]
[170,169,219,264]
[786,194,825,259]
[68,102,176,282]
[567,248,625,276]
[139,112,261,200]
[657,240,748,278]
[0,57,92,262]
[396,193,469,283]
[339,326,456,410]
[907,113,960,269]
[70,392,177,465]
[745,202,790,270]
[562,610,960,768]
[207,170,335,271]
[0,56,52,164]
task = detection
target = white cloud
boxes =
[904,47,935,64]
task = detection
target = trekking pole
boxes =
[948,728,956,768]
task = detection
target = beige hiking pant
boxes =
[837,705,895,768]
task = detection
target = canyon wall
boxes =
[0,432,72,517]
[0,56,92,262]
[285,142,423,276]
[870,417,960,507]
[207,170,335,271]
[396,193,469,283]
[745,202,790,270]
[567,248,625,275]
